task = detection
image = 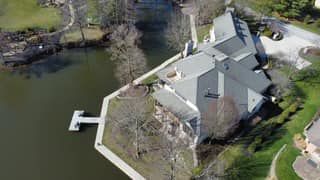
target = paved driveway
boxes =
[275,21,320,44]
[258,18,320,70]
[260,35,313,70]
[293,156,320,180]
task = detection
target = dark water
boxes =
[0,1,178,179]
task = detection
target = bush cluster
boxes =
[276,101,300,125]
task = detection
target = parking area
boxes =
[293,156,320,180]
[260,35,313,70]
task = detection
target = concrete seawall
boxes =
[82,12,198,179]
[93,53,181,180]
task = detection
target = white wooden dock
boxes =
[68,110,101,131]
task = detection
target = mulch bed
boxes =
[307,47,320,56]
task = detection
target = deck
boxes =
[68,110,101,131]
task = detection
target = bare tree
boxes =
[203,96,240,140]
[109,98,153,159]
[73,1,87,43]
[196,157,227,179]
[109,24,147,85]
[58,0,86,43]
[286,48,300,81]
[99,0,136,27]
[166,7,191,56]
[158,135,191,180]
[195,0,225,26]
[0,47,4,64]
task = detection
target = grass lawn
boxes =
[290,20,320,35]
[86,0,100,24]
[103,97,194,180]
[60,27,105,43]
[276,82,320,180]
[0,0,61,31]
[141,74,158,85]
[197,24,212,43]
[215,58,320,179]
[276,54,320,180]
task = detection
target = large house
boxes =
[305,116,320,164]
[292,115,320,180]
[152,12,271,144]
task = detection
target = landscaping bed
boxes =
[197,24,212,43]
[299,47,320,63]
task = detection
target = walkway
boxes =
[46,0,75,36]
[179,0,198,47]
[267,144,287,180]
[92,52,184,180]
[133,53,181,84]
[190,14,198,47]
[70,5,200,178]
[260,36,312,70]
[89,10,200,178]
[276,21,320,44]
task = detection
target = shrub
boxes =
[316,19,320,28]
[288,102,300,113]
[276,111,288,124]
[248,136,262,153]
[48,26,56,33]
[304,15,311,24]
[276,101,300,124]
[262,28,273,37]
[192,165,204,176]
[141,74,158,85]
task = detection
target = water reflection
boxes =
[12,54,75,79]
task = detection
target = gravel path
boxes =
[267,144,287,180]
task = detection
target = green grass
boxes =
[86,0,100,24]
[276,80,320,180]
[141,74,158,85]
[0,0,61,31]
[197,24,212,43]
[60,27,105,43]
[291,20,320,35]
[215,59,320,179]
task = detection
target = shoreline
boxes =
[67,6,199,179]
[90,14,198,178]
[93,53,181,180]
[0,35,110,69]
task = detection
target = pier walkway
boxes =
[68,110,101,131]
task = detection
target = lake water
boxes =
[0,1,178,179]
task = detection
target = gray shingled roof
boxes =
[212,12,258,65]
[152,88,199,122]
[155,51,270,118]
[152,12,272,139]
[214,12,237,42]
[215,58,271,93]
[234,53,259,70]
